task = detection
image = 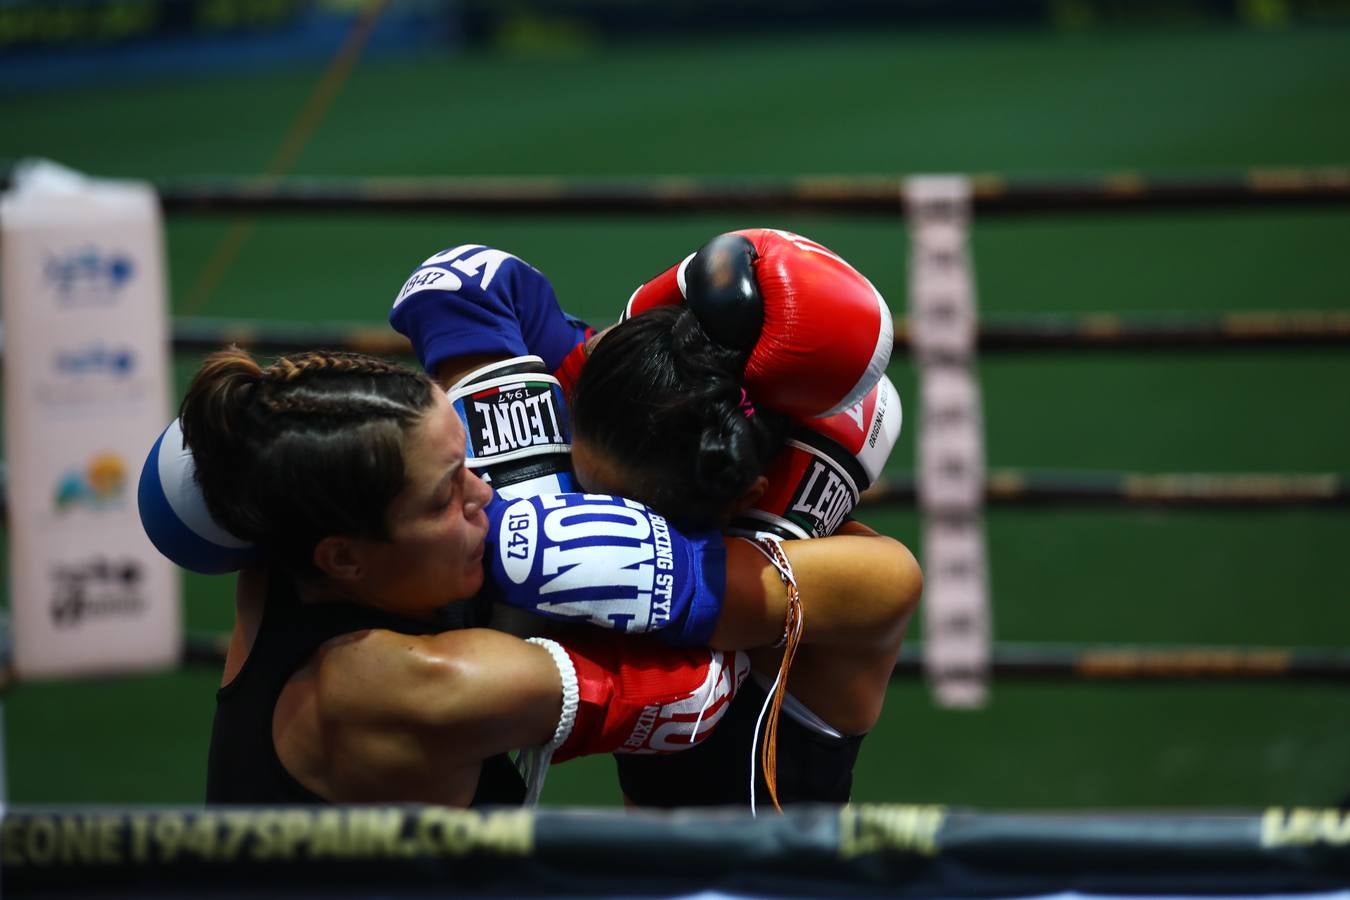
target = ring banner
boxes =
[2,805,1348,897]
[0,160,179,679]
[905,176,992,709]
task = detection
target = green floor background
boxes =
[2,24,1349,808]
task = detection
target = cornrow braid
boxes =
[179,347,439,577]
[243,351,428,426]
[263,351,409,384]
[256,392,421,419]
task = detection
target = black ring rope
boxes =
[5,168,1350,216]
[6,628,1346,690]
[117,168,1350,216]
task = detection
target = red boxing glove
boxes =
[624,228,893,419]
[732,375,903,540]
[552,339,590,401]
[528,635,750,764]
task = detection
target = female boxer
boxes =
[388,234,917,809]
[569,305,916,808]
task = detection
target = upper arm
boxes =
[710,533,922,651]
[313,628,561,800]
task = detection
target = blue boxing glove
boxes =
[483,493,727,647]
[449,355,578,500]
[138,418,259,574]
[390,244,592,377]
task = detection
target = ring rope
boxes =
[6,623,1347,692]
[4,168,1343,216]
[6,309,1339,360]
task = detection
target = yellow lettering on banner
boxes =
[2,818,26,866]
[153,813,187,862]
[413,808,534,858]
[1264,807,1289,846]
[220,812,252,860]
[1262,808,1350,848]
[128,815,151,864]
[838,805,946,859]
[277,810,313,859]
[58,816,97,864]
[182,814,219,861]
[97,816,122,865]
[310,809,346,859]
[25,817,58,866]
[414,808,439,852]
[344,808,409,859]
[251,811,283,860]
[418,808,465,856]
[367,809,408,858]
[1288,808,1316,846]
[481,810,533,855]
[1329,810,1350,844]
[345,809,369,857]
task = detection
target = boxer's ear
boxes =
[728,475,769,518]
[313,535,363,584]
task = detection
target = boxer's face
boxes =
[346,392,493,618]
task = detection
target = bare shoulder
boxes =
[281,625,558,802]
[312,628,484,723]
[311,627,559,737]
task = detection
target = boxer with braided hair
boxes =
[182,350,437,579]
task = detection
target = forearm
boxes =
[381,628,746,772]
[836,517,879,537]
[708,533,921,651]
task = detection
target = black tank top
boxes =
[205,573,525,805]
[615,676,864,807]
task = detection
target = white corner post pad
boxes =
[514,637,579,806]
[904,174,992,710]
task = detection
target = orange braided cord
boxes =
[756,538,804,814]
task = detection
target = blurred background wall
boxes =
[2,0,1349,808]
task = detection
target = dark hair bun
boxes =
[572,307,788,529]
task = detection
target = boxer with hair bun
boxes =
[419,232,914,809]
[402,232,913,812]
[570,294,911,809]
